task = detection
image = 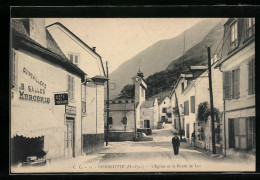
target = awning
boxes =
[11,105,64,138]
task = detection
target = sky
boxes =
[45,18,205,73]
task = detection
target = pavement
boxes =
[12,124,255,173]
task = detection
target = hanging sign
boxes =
[54,93,68,105]
[65,105,76,115]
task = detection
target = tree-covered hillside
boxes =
[118,19,226,99]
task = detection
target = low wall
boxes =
[106,131,135,141]
[83,133,104,154]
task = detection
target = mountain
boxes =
[109,19,222,99]
[166,19,226,70]
[146,19,226,100]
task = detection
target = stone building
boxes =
[104,67,159,141]
[216,18,255,158]
[10,18,107,170]
[46,22,107,154]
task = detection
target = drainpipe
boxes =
[223,99,226,157]
[219,64,226,157]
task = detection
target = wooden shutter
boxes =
[67,75,71,99]
[223,71,231,99]
[248,60,253,95]
[234,68,240,98]
[72,76,74,100]
[190,96,195,113]
[184,100,189,115]
[253,59,255,94]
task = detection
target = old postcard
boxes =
[10,17,255,173]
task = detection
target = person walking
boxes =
[172,133,180,155]
[191,131,196,147]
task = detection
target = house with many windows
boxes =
[216,18,255,157]
[169,64,223,153]
[11,19,107,171]
[11,19,87,168]
[104,67,159,141]
[158,96,172,123]
[46,22,108,154]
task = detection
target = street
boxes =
[13,124,255,173]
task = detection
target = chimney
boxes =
[29,18,47,48]
[92,47,96,52]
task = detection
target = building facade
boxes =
[11,19,87,166]
[158,97,172,123]
[216,18,255,157]
[11,19,107,169]
[104,68,159,141]
[46,22,107,154]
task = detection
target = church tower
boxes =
[132,66,147,104]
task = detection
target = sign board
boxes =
[54,93,68,105]
[65,105,76,115]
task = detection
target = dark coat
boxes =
[172,136,180,147]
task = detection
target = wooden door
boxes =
[65,120,74,158]
[228,119,235,148]
[144,120,150,128]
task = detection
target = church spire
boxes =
[137,65,144,79]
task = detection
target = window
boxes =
[230,21,238,51]
[108,117,113,124]
[231,68,240,99]
[82,84,86,114]
[11,49,17,89]
[190,96,195,113]
[162,108,167,113]
[167,113,172,118]
[67,74,74,100]
[184,100,189,115]
[223,68,240,99]
[181,82,184,92]
[229,117,255,150]
[68,53,79,67]
[141,88,144,97]
[161,116,166,121]
[248,58,255,95]
[245,18,255,39]
[126,100,129,103]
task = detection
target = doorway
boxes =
[228,118,235,148]
[144,120,150,128]
[65,118,75,158]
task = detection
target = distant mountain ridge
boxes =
[146,19,226,100]
[109,19,222,99]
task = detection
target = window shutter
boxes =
[252,59,255,94]
[184,100,189,115]
[190,96,195,113]
[248,60,253,95]
[72,76,74,100]
[69,54,73,63]
[235,68,240,98]
[223,71,231,99]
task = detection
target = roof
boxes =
[46,22,102,58]
[46,22,106,76]
[190,66,207,70]
[158,96,168,105]
[140,101,154,108]
[105,103,135,111]
[12,19,86,77]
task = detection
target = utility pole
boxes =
[207,46,216,154]
[173,84,182,140]
[106,61,109,146]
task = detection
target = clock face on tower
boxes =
[135,77,139,82]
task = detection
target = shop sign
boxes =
[54,93,68,105]
[65,105,76,115]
